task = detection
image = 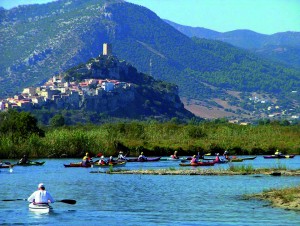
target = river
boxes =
[1,156,299,225]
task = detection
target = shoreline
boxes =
[245,186,300,211]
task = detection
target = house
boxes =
[101,81,114,92]
[22,87,36,96]
[0,101,5,110]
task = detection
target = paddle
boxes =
[57,199,76,204]
[2,198,26,201]
[2,198,76,205]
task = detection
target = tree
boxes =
[0,109,45,141]
[49,114,65,127]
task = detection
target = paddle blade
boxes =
[58,199,76,204]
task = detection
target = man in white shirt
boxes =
[27,183,55,204]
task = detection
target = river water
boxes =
[1,156,299,225]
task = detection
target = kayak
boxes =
[212,159,228,164]
[161,157,184,161]
[64,163,92,168]
[212,156,256,162]
[93,161,126,167]
[64,161,126,168]
[0,165,14,168]
[127,157,161,162]
[242,156,257,160]
[179,162,215,167]
[16,161,45,166]
[263,155,295,159]
[29,203,52,213]
[229,158,243,162]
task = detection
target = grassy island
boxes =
[245,186,300,211]
[91,166,300,176]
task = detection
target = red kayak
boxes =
[179,162,215,166]
[64,161,126,168]
[64,163,92,168]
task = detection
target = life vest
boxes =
[191,158,197,163]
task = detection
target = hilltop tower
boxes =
[149,58,152,77]
[103,43,112,56]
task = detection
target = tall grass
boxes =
[0,122,299,158]
[228,164,255,173]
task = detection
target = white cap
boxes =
[38,183,45,188]
[101,156,104,159]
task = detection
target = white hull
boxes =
[29,203,52,213]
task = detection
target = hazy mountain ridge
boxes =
[165,20,300,68]
[0,0,118,95]
[0,0,299,121]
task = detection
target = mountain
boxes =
[165,20,300,69]
[31,54,195,124]
[0,0,299,121]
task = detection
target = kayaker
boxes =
[108,156,115,163]
[117,151,127,160]
[19,155,30,164]
[223,150,230,160]
[27,183,55,205]
[171,151,179,159]
[190,155,198,163]
[215,153,221,162]
[275,150,282,156]
[98,156,107,165]
[82,152,91,166]
[138,152,147,161]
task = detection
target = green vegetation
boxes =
[246,185,300,211]
[261,187,299,203]
[0,110,299,159]
[166,20,300,69]
[228,164,255,173]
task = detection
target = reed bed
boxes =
[0,121,299,158]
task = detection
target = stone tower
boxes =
[103,43,112,55]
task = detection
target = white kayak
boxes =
[29,203,52,213]
[165,156,185,161]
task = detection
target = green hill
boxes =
[165,20,300,69]
[0,0,299,120]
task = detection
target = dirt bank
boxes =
[246,186,300,211]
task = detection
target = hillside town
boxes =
[0,43,135,113]
[0,75,134,112]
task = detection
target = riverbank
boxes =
[245,186,300,211]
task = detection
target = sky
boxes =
[0,0,299,34]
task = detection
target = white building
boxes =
[101,82,114,92]
[0,101,5,110]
